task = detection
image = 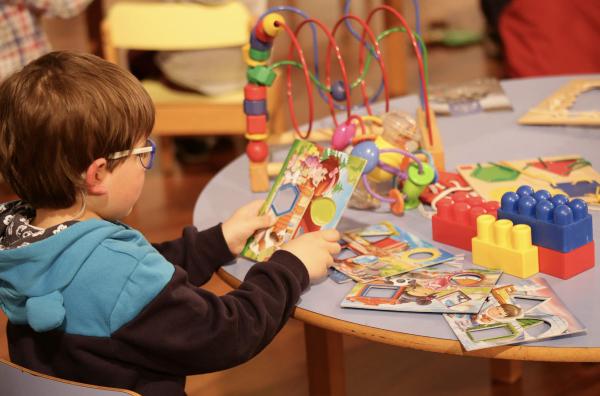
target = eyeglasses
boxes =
[108,138,156,170]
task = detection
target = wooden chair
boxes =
[102,2,285,172]
[0,358,140,396]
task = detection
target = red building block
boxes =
[432,194,499,251]
[538,241,595,279]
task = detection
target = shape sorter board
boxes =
[341,265,502,314]
[457,155,600,204]
[444,278,585,351]
[333,222,455,283]
[241,139,366,262]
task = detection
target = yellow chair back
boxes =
[104,2,250,50]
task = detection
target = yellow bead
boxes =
[262,13,285,37]
[242,44,267,67]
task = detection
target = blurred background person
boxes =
[0,0,93,80]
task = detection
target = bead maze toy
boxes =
[243,2,444,215]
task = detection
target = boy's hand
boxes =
[281,230,341,283]
[222,200,274,255]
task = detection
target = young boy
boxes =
[0,51,341,396]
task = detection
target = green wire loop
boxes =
[269,27,429,95]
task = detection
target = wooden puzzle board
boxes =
[457,155,600,204]
[518,80,600,126]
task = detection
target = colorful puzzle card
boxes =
[444,278,585,351]
[333,222,455,283]
[457,155,600,204]
[241,139,366,262]
[429,78,512,116]
[341,265,502,313]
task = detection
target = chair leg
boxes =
[158,136,177,174]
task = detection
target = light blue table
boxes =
[194,75,600,393]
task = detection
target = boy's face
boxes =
[102,138,149,220]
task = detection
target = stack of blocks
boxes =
[497,185,595,279]
[471,215,539,278]
[431,191,500,251]
[244,13,284,191]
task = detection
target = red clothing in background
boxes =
[499,0,600,77]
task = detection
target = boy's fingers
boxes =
[253,214,274,230]
[246,200,265,214]
[320,229,341,242]
[325,241,342,255]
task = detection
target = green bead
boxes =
[249,47,271,61]
[407,162,435,186]
[403,162,435,209]
[247,66,277,86]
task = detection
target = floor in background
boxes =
[2,1,598,395]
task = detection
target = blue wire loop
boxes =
[256,1,425,113]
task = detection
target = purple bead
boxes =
[553,204,573,225]
[501,192,519,212]
[351,141,379,174]
[250,32,272,51]
[331,80,347,102]
[244,99,267,115]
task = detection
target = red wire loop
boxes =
[278,21,314,140]
[294,18,352,128]
[333,14,390,117]
[366,6,433,145]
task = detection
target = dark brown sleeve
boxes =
[151,224,235,285]
[110,250,309,375]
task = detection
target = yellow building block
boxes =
[472,215,539,278]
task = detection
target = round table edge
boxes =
[217,268,600,362]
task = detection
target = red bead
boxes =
[247,115,267,133]
[244,84,266,101]
[255,23,273,43]
[246,141,269,162]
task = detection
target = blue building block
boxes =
[497,185,593,253]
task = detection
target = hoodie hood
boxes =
[0,201,130,332]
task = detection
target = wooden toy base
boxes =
[417,107,445,172]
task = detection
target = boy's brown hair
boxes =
[0,51,155,209]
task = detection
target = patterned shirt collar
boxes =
[0,201,77,250]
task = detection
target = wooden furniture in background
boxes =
[102,1,285,172]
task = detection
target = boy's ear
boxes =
[85,158,109,195]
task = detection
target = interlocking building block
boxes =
[497,185,593,252]
[538,241,595,280]
[472,214,539,278]
[432,193,499,251]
